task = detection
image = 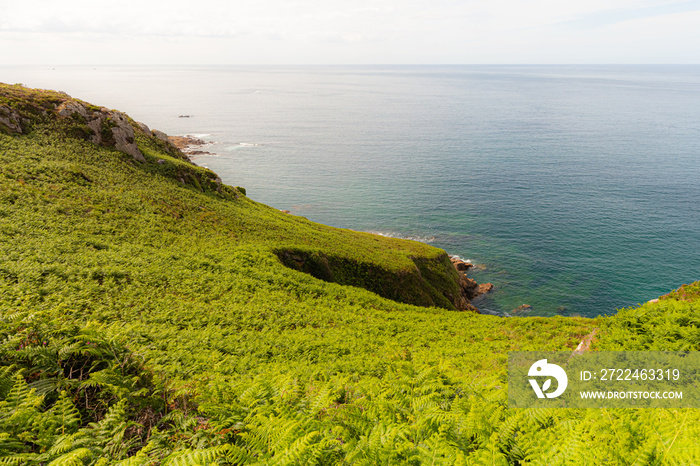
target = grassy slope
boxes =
[1,83,469,312]
[1,85,700,464]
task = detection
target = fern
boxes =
[45,447,92,466]
[3,100,700,464]
[161,444,230,466]
[50,392,82,435]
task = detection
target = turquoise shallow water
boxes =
[3,65,699,316]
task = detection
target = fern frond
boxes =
[161,444,230,466]
[50,392,82,434]
[45,447,92,466]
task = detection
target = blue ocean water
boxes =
[3,65,699,316]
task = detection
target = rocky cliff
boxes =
[0,83,187,164]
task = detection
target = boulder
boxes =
[152,129,169,142]
[86,117,104,144]
[136,121,151,134]
[450,256,474,272]
[108,111,145,163]
[55,101,145,162]
[477,283,494,294]
[56,101,88,119]
[512,304,532,313]
[459,275,480,300]
[0,105,24,134]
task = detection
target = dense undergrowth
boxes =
[1,84,700,464]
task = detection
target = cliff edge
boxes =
[0,82,486,311]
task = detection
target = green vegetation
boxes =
[0,311,230,465]
[1,83,700,464]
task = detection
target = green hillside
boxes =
[1,83,699,465]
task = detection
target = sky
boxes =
[1,0,699,64]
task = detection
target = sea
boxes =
[2,65,699,317]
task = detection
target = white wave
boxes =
[227,142,261,150]
[448,254,472,263]
[366,231,436,243]
[188,153,222,159]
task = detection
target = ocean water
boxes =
[3,65,699,317]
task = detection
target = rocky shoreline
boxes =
[449,255,493,312]
[167,134,215,157]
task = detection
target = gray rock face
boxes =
[108,111,145,162]
[87,118,103,144]
[0,105,24,134]
[136,121,151,134]
[152,129,169,142]
[3,90,191,165]
[56,101,146,162]
[56,101,88,119]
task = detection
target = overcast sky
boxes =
[1,0,699,64]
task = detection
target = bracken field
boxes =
[1,83,700,465]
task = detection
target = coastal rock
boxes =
[108,111,146,163]
[86,117,103,144]
[478,283,494,294]
[457,276,494,302]
[57,101,88,119]
[459,275,480,300]
[463,302,479,312]
[167,135,213,161]
[136,121,151,134]
[55,100,146,162]
[153,129,169,142]
[168,135,207,150]
[512,304,532,313]
[448,255,492,311]
[0,105,25,134]
[142,129,192,162]
[450,256,474,272]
